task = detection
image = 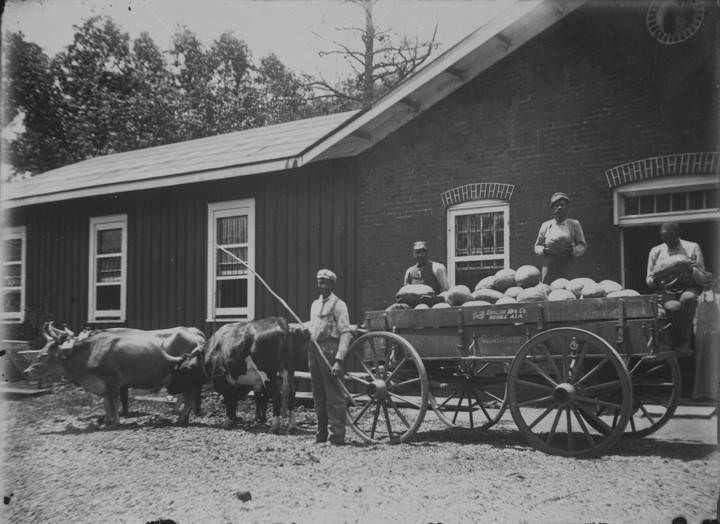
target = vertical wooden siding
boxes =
[3,160,358,339]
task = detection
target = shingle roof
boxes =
[2,111,357,207]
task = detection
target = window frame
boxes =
[613,175,720,226]
[446,200,510,287]
[2,226,27,323]
[207,199,256,321]
[88,214,128,323]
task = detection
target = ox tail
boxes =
[280,369,290,418]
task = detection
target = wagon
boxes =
[338,294,683,457]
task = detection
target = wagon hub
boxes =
[552,383,576,406]
[369,379,388,400]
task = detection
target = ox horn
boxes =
[47,321,67,339]
[161,352,184,365]
[62,324,75,337]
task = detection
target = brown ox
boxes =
[167,317,309,432]
[24,322,206,426]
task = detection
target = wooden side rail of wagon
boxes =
[337,295,683,457]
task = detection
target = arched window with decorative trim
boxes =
[442,183,514,288]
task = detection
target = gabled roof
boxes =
[3,0,584,209]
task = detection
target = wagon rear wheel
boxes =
[342,332,429,444]
[586,355,681,438]
[428,360,507,430]
[507,328,632,457]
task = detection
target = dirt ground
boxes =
[2,383,718,524]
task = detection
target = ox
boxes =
[166,317,308,432]
[24,322,206,426]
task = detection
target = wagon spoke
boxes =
[369,401,381,439]
[627,357,646,376]
[452,391,465,424]
[538,342,563,382]
[545,408,563,444]
[575,394,623,411]
[382,403,394,439]
[360,360,378,380]
[580,380,622,396]
[629,415,637,432]
[393,377,421,389]
[566,408,573,452]
[574,358,609,388]
[473,390,493,423]
[518,395,553,408]
[387,391,423,410]
[468,396,475,429]
[637,403,658,424]
[569,341,588,381]
[438,389,459,409]
[528,404,555,430]
[476,362,491,374]
[345,373,373,387]
[515,379,554,393]
[389,399,411,429]
[386,356,410,382]
[571,406,596,448]
[352,398,375,425]
[642,395,670,409]
[522,360,559,388]
[576,405,613,434]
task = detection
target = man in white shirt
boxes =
[307,268,352,445]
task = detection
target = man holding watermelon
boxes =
[534,192,588,283]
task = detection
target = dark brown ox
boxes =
[24,322,206,426]
[167,317,309,432]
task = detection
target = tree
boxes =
[2,18,315,176]
[309,0,439,109]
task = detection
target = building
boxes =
[2,0,718,344]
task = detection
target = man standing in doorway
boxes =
[307,268,352,445]
[403,241,449,294]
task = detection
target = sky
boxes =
[2,0,515,82]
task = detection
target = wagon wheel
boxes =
[342,331,429,444]
[507,328,632,457]
[586,355,681,438]
[429,360,507,430]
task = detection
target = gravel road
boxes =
[2,384,718,523]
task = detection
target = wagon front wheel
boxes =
[508,328,632,457]
[342,331,429,444]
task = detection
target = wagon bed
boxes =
[340,294,682,457]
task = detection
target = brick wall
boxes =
[354,2,719,313]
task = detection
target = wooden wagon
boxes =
[338,295,682,457]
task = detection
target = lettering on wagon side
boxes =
[471,306,528,321]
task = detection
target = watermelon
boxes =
[504,286,523,298]
[492,268,517,292]
[462,300,492,307]
[570,277,596,289]
[566,280,584,298]
[581,283,607,298]
[663,299,682,312]
[545,235,574,256]
[653,254,693,281]
[607,289,640,298]
[496,296,517,304]
[396,284,435,307]
[471,288,505,303]
[432,302,452,309]
[386,302,410,311]
[515,265,541,288]
[474,276,496,291]
[548,289,576,301]
[535,283,552,296]
[415,303,430,310]
[517,287,548,302]
[446,285,473,306]
[550,278,570,290]
[599,280,622,294]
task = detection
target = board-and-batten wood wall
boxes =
[5,160,358,340]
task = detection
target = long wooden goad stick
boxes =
[216,246,354,404]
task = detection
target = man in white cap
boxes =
[307,268,352,445]
[534,192,587,283]
[403,241,449,294]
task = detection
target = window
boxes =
[2,227,26,322]
[447,201,509,288]
[88,215,127,322]
[614,175,720,226]
[207,199,255,320]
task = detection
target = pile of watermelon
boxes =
[388,265,641,311]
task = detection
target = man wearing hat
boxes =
[307,268,352,445]
[403,241,449,294]
[534,192,587,283]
